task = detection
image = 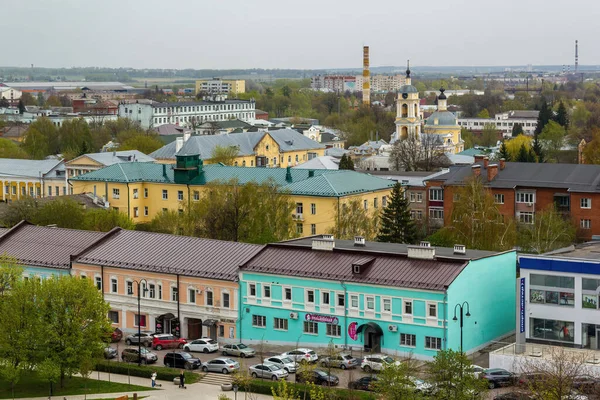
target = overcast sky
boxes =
[4,0,598,70]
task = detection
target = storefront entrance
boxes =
[187,318,203,340]
[203,319,218,340]
[155,313,181,337]
[356,322,383,353]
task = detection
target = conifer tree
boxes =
[554,101,569,129]
[339,154,348,169]
[511,123,524,137]
[517,143,529,162]
[535,99,553,135]
[376,183,416,244]
[498,142,511,161]
[532,133,545,163]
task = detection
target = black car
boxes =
[481,368,517,389]
[297,369,339,387]
[163,352,201,370]
[493,392,533,400]
[348,376,378,391]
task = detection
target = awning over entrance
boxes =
[356,322,383,336]
[202,319,218,327]
[157,313,175,320]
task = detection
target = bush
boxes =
[94,361,200,383]
[237,379,376,400]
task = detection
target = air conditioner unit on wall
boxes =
[388,325,398,332]
[289,312,298,319]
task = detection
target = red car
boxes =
[152,334,187,350]
[111,328,123,343]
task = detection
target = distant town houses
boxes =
[458,110,539,137]
[311,74,407,93]
[195,78,246,95]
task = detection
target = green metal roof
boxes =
[71,162,394,197]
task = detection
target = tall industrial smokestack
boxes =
[575,40,579,73]
[362,46,370,106]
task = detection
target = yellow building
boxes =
[150,129,326,168]
[0,158,68,200]
[423,88,464,154]
[69,155,394,234]
[65,150,156,178]
[195,79,245,95]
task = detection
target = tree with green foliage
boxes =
[498,142,511,161]
[0,97,9,108]
[479,124,498,147]
[511,123,524,137]
[338,154,354,170]
[33,198,86,229]
[372,357,423,400]
[476,108,490,119]
[517,143,530,162]
[531,133,545,163]
[518,205,576,254]
[330,198,378,241]
[554,101,569,129]
[117,134,164,155]
[17,99,26,114]
[535,98,553,135]
[83,209,135,232]
[427,349,488,399]
[461,128,474,149]
[59,118,94,159]
[0,138,29,159]
[0,255,22,296]
[210,145,239,166]
[20,93,37,106]
[377,183,417,244]
[540,120,566,161]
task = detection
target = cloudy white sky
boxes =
[4,0,598,69]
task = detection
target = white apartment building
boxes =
[0,86,22,104]
[195,79,245,95]
[458,110,538,137]
[118,99,256,130]
[311,74,406,93]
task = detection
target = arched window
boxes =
[402,104,408,118]
[401,126,408,140]
[414,104,418,117]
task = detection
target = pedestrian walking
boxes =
[179,370,186,389]
[151,372,157,388]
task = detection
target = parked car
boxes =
[281,348,318,364]
[408,377,434,394]
[360,355,400,372]
[125,332,154,346]
[563,391,589,400]
[221,343,256,358]
[517,372,547,388]
[320,354,359,370]
[296,369,339,387]
[121,347,158,364]
[249,363,288,381]
[348,376,378,391]
[493,392,534,400]
[110,328,123,343]
[470,364,485,378]
[265,356,297,373]
[480,368,518,389]
[200,357,240,374]
[573,375,600,393]
[163,351,201,370]
[104,346,117,359]
[184,338,219,354]
[152,334,187,350]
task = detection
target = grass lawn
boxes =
[0,373,153,399]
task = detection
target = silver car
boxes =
[201,357,240,374]
[265,356,297,373]
[249,363,289,381]
[221,343,256,358]
[320,354,359,370]
[124,332,154,346]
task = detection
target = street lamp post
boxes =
[130,279,148,366]
[453,301,471,354]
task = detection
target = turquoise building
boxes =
[239,236,516,360]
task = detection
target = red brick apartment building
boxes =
[425,155,600,240]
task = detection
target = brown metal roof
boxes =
[0,222,107,269]
[242,245,468,291]
[75,229,263,281]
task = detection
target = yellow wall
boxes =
[423,125,464,154]
[2,179,68,200]
[195,80,245,95]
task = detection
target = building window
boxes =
[127,281,133,295]
[112,188,120,199]
[366,296,375,310]
[193,191,200,201]
[311,203,316,215]
[144,188,148,198]
[322,292,330,305]
[274,318,288,331]
[133,207,139,218]
[326,324,341,337]
[263,285,271,298]
[303,321,318,334]
[108,311,119,324]
[363,200,368,210]
[178,190,184,201]
[95,276,102,291]
[110,278,118,293]
[581,198,592,209]
[383,298,391,312]
[494,194,505,204]
[382,196,387,207]
[374,198,378,208]
[158,285,162,299]
[428,303,437,318]
[425,336,442,350]
[410,192,415,202]
[307,290,315,303]
[47,186,51,196]
[337,294,345,307]
[133,188,139,199]
[350,295,359,308]
[296,203,303,215]
[171,287,178,301]
[429,208,444,220]
[429,188,443,201]
[284,287,292,301]
[530,318,574,343]
[162,189,168,200]
[296,223,303,234]
[516,192,534,203]
[149,284,156,298]
[219,325,225,337]
[404,301,413,315]
[400,333,416,347]
[134,314,147,328]
[223,292,230,308]
[249,283,256,297]
[206,290,214,306]
[252,315,266,328]
[188,288,196,303]
[519,212,534,224]
[310,224,316,235]
[581,219,591,229]
[144,206,149,216]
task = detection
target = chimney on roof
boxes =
[483,157,489,169]
[175,137,184,153]
[354,236,366,247]
[420,241,431,247]
[499,158,506,170]
[183,131,191,142]
[312,236,335,251]
[407,245,435,260]
[487,163,498,181]
[308,170,315,178]
[472,165,481,177]
[474,155,485,163]
[453,244,466,255]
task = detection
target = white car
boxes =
[249,363,289,381]
[360,354,400,372]
[281,348,318,364]
[470,364,485,378]
[265,356,297,373]
[183,338,219,353]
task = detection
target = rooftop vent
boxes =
[354,236,366,247]
[453,244,467,255]
[420,241,431,247]
[322,234,334,241]
[312,239,335,251]
[407,245,435,260]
